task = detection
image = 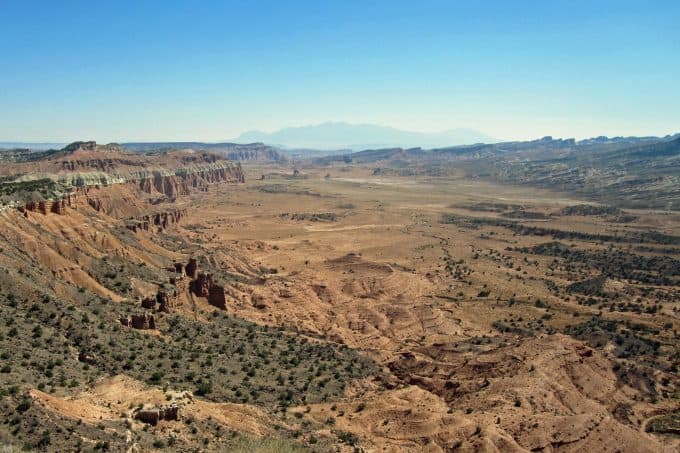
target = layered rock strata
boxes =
[13,162,244,215]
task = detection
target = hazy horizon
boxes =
[2,119,678,150]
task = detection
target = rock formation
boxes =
[189,270,228,310]
[140,296,156,310]
[190,272,211,297]
[185,258,198,279]
[157,289,182,312]
[149,273,193,312]
[126,209,187,233]
[20,191,83,215]
[120,313,156,330]
[141,258,230,312]
[4,141,245,218]
[208,285,227,309]
[134,404,179,425]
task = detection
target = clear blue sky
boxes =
[1,0,678,142]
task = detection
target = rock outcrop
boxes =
[134,404,179,425]
[141,278,185,312]
[140,296,156,310]
[126,209,187,233]
[139,272,189,312]
[19,190,84,215]
[189,272,211,297]
[185,258,198,279]
[120,313,156,330]
[186,266,228,310]
[208,285,228,309]
[139,257,230,312]
[157,289,179,312]
[188,269,228,310]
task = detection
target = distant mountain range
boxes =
[231,122,498,150]
[0,123,495,153]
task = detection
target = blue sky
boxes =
[1,1,678,142]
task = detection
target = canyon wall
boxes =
[17,161,244,216]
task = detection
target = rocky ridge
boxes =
[1,141,244,217]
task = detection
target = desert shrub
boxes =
[195,380,212,396]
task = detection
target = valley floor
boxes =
[1,161,678,452]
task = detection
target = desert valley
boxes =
[0,136,677,452]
